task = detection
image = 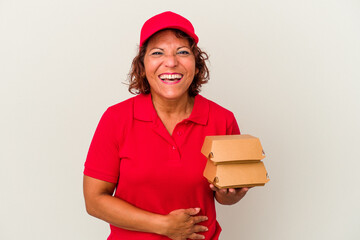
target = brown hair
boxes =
[128,29,209,97]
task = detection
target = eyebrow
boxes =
[148,47,164,51]
[148,46,190,51]
[177,46,190,50]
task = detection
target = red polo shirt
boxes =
[84,93,240,240]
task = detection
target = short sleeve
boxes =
[226,113,241,135]
[84,108,120,183]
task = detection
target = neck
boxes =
[151,93,194,118]
[151,93,195,135]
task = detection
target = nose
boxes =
[164,54,178,68]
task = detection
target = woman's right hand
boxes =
[163,208,208,240]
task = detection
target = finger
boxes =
[184,207,201,216]
[188,233,205,240]
[209,183,219,192]
[192,215,208,224]
[219,188,228,194]
[193,224,209,233]
[228,188,236,194]
[236,187,249,196]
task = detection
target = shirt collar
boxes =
[188,94,209,125]
[133,93,209,125]
[134,93,156,122]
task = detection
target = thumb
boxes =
[184,207,201,216]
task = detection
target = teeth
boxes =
[159,74,183,80]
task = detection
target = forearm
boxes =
[84,175,208,239]
[86,194,167,235]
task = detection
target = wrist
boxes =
[152,214,169,236]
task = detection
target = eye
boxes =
[150,51,163,56]
[177,50,190,55]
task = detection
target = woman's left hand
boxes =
[209,184,250,205]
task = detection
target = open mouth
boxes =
[158,73,183,84]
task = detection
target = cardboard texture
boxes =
[201,134,270,188]
[201,134,265,163]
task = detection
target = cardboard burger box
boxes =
[201,134,270,189]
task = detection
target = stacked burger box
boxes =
[201,134,270,189]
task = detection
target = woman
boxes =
[83,11,249,240]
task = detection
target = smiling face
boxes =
[143,30,197,103]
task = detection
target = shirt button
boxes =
[177,131,183,136]
[172,146,176,150]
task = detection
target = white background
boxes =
[1,0,359,239]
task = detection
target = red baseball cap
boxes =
[140,11,199,47]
